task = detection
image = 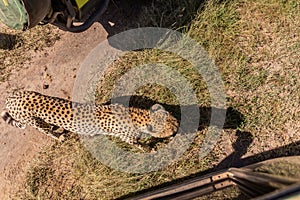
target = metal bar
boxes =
[125,171,233,200]
[123,164,300,200]
[232,177,272,197]
[161,180,234,200]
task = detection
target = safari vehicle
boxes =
[0,0,109,32]
[126,157,300,200]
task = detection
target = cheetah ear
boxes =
[150,104,165,113]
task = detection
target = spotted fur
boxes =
[2,91,178,145]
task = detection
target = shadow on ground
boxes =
[97,0,203,49]
[105,95,244,131]
[0,33,18,50]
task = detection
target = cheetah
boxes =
[1,91,178,145]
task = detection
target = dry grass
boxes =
[0,25,60,81]
[189,0,300,151]
[12,0,300,199]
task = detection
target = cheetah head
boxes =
[145,104,179,138]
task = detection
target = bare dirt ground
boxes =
[0,23,107,199]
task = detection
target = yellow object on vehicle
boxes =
[75,0,89,9]
[3,0,8,6]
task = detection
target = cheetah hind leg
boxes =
[1,111,26,129]
[28,117,65,142]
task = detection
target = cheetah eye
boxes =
[150,104,165,113]
[147,124,153,132]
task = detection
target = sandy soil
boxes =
[0,23,107,199]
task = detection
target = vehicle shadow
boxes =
[98,0,202,37]
[97,0,203,50]
[0,33,18,50]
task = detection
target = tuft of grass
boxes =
[188,0,300,144]
[18,0,300,199]
[17,134,211,199]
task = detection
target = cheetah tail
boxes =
[1,111,26,129]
